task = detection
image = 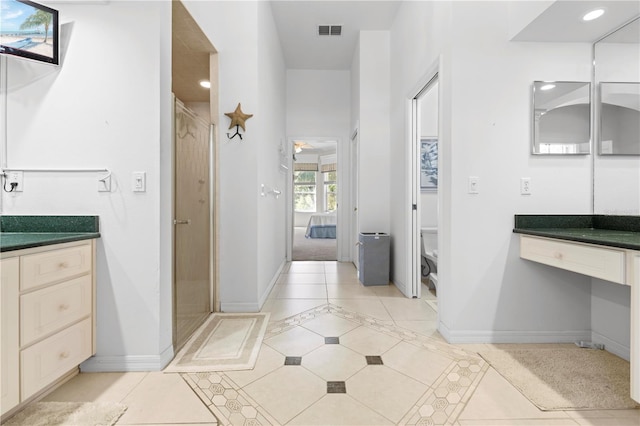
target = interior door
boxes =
[174,99,212,350]
[351,129,360,268]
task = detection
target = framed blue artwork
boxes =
[420,138,438,191]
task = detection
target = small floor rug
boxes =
[164,312,269,372]
[4,401,126,426]
[479,346,639,411]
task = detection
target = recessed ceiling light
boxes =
[199,80,211,89]
[583,8,605,22]
[540,84,556,91]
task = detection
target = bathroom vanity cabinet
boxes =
[0,239,96,418]
[514,214,640,404]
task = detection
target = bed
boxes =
[305,212,337,239]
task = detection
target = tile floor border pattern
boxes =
[182,303,489,426]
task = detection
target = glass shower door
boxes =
[174,99,212,350]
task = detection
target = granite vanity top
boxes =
[0,215,100,252]
[513,215,640,251]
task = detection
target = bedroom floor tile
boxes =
[329,298,394,321]
[273,284,328,299]
[260,298,327,321]
[43,372,148,403]
[285,262,327,274]
[277,273,326,285]
[379,296,439,321]
[117,372,218,425]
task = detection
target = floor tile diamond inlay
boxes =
[325,336,340,344]
[327,381,347,394]
[365,355,384,365]
[284,356,302,366]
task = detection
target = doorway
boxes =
[288,139,339,261]
[408,69,440,300]
[171,1,217,351]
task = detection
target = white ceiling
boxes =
[270,1,639,70]
[270,1,401,70]
[173,1,639,99]
[512,0,640,42]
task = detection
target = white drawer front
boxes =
[20,275,92,347]
[21,243,92,291]
[520,235,625,284]
[21,318,92,400]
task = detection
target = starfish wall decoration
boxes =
[225,103,253,140]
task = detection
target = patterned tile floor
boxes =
[40,261,640,426]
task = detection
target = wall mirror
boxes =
[531,81,591,155]
[600,82,640,155]
[593,17,640,215]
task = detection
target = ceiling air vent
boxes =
[318,25,342,36]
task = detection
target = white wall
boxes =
[357,31,391,235]
[286,70,351,260]
[256,0,287,304]
[184,1,286,311]
[1,1,174,370]
[389,1,598,344]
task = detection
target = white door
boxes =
[351,128,360,268]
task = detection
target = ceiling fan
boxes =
[294,141,314,153]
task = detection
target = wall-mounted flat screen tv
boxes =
[0,0,59,65]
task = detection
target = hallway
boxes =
[40,262,639,425]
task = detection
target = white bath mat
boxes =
[164,312,269,372]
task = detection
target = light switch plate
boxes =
[468,176,479,194]
[132,171,146,192]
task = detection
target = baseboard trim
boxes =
[438,323,591,345]
[258,259,286,309]
[80,345,174,372]
[592,331,630,361]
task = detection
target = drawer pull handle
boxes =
[59,262,69,269]
[59,303,70,311]
[59,351,70,359]
[554,252,563,260]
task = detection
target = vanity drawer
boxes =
[20,317,92,401]
[20,243,92,291]
[520,235,625,284]
[20,275,92,347]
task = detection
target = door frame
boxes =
[406,61,440,299]
[350,125,360,268]
[285,136,346,262]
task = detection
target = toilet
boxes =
[420,227,438,290]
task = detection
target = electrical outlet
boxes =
[468,176,479,194]
[7,171,23,192]
[521,177,531,195]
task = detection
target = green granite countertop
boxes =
[0,215,100,252]
[514,215,640,251]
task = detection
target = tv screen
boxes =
[0,0,59,65]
